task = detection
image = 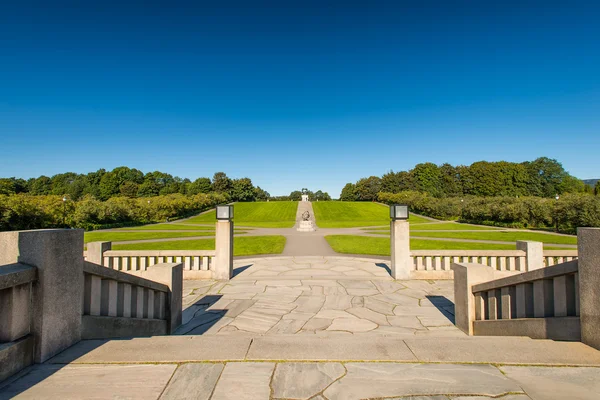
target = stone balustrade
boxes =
[411,250,526,278]
[87,241,216,279]
[452,228,600,348]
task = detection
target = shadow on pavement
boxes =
[425,295,456,324]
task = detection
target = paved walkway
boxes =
[176,257,459,336]
[3,256,600,399]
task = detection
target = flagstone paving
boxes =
[176,256,461,337]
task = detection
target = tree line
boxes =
[0,168,270,202]
[340,157,597,201]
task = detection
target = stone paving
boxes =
[4,361,600,399]
[176,256,462,337]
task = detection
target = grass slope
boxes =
[365,222,500,231]
[113,235,286,256]
[410,231,577,245]
[185,202,298,228]
[312,201,430,228]
[117,224,216,231]
[325,235,520,255]
[84,231,214,244]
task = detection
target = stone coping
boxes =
[83,261,170,293]
[0,263,37,291]
[543,250,579,256]
[411,250,525,256]
[472,259,578,293]
[49,335,600,366]
[104,250,216,257]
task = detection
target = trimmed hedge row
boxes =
[378,191,600,234]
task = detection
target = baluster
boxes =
[490,257,497,270]
[516,283,534,318]
[101,279,118,317]
[147,290,155,319]
[140,257,147,271]
[487,290,499,320]
[83,274,102,316]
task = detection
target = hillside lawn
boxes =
[312,201,431,228]
[365,222,501,231]
[324,235,568,256]
[363,230,576,245]
[184,201,298,228]
[117,224,217,231]
[84,231,215,244]
[113,235,286,256]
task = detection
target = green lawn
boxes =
[324,235,521,256]
[84,231,214,244]
[113,235,286,256]
[364,222,500,232]
[117,224,216,231]
[312,201,431,228]
[410,231,577,245]
[184,202,298,228]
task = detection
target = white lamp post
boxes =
[214,205,234,280]
[390,204,409,221]
[390,204,410,280]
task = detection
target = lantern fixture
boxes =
[390,204,409,220]
[216,205,234,220]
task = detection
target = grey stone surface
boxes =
[501,365,600,400]
[81,315,168,339]
[473,316,581,341]
[451,262,496,335]
[0,364,176,400]
[391,220,411,279]
[516,240,544,271]
[323,363,523,399]
[578,228,600,350]
[211,362,274,400]
[160,363,224,400]
[48,336,252,363]
[214,220,233,280]
[248,336,417,361]
[0,336,34,383]
[0,282,32,342]
[0,229,84,363]
[272,362,345,399]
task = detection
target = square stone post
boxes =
[451,263,497,335]
[0,229,84,363]
[87,241,111,265]
[390,220,411,279]
[577,228,600,350]
[516,240,544,271]
[214,220,233,280]
[135,263,183,334]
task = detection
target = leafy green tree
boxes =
[439,164,462,197]
[410,163,442,197]
[0,178,16,195]
[355,176,381,201]
[212,172,232,194]
[524,157,569,197]
[137,180,160,197]
[188,177,212,195]
[119,181,139,198]
[595,181,600,196]
[289,190,302,201]
[254,186,270,201]
[340,183,357,201]
[28,176,52,195]
[230,178,256,202]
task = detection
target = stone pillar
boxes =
[136,263,183,333]
[214,220,233,280]
[0,229,84,363]
[87,241,111,265]
[390,220,411,279]
[577,228,600,350]
[451,263,497,335]
[516,241,544,271]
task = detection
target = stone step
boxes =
[48,334,600,366]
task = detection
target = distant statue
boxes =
[302,211,310,221]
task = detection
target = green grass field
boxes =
[410,231,577,245]
[324,235,521,255]
[117,224,216,231]
[184,202,298,228]
[364,222,500,231]
[113,235,286,256]
[84,231,215,244]
[312,201,431,227]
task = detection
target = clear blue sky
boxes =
[1,1,599,196]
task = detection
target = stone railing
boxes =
[82,261,182,339]
[409,241,577,279]
[0,263,37,382]
[543,250,578,266]
[87,241,216,279]
[452,228,600,349]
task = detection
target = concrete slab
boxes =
[211,362,274,400]
[0,364,175,400]
[47,337,252,363]
[322,363,523,400]
[272,362,345,399]
[160,363,224,400]
[247,336,417,361]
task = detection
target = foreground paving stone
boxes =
[48,337,252,363]
[322,363,523,399]
[160,363,224,400]
[500,366,600,400]
[0,364,176,400]
[247,336,416,361]
[327,317,378,333]
[272,362,345,399]
[211,362,274,400]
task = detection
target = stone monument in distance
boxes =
[297,211,315,232]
